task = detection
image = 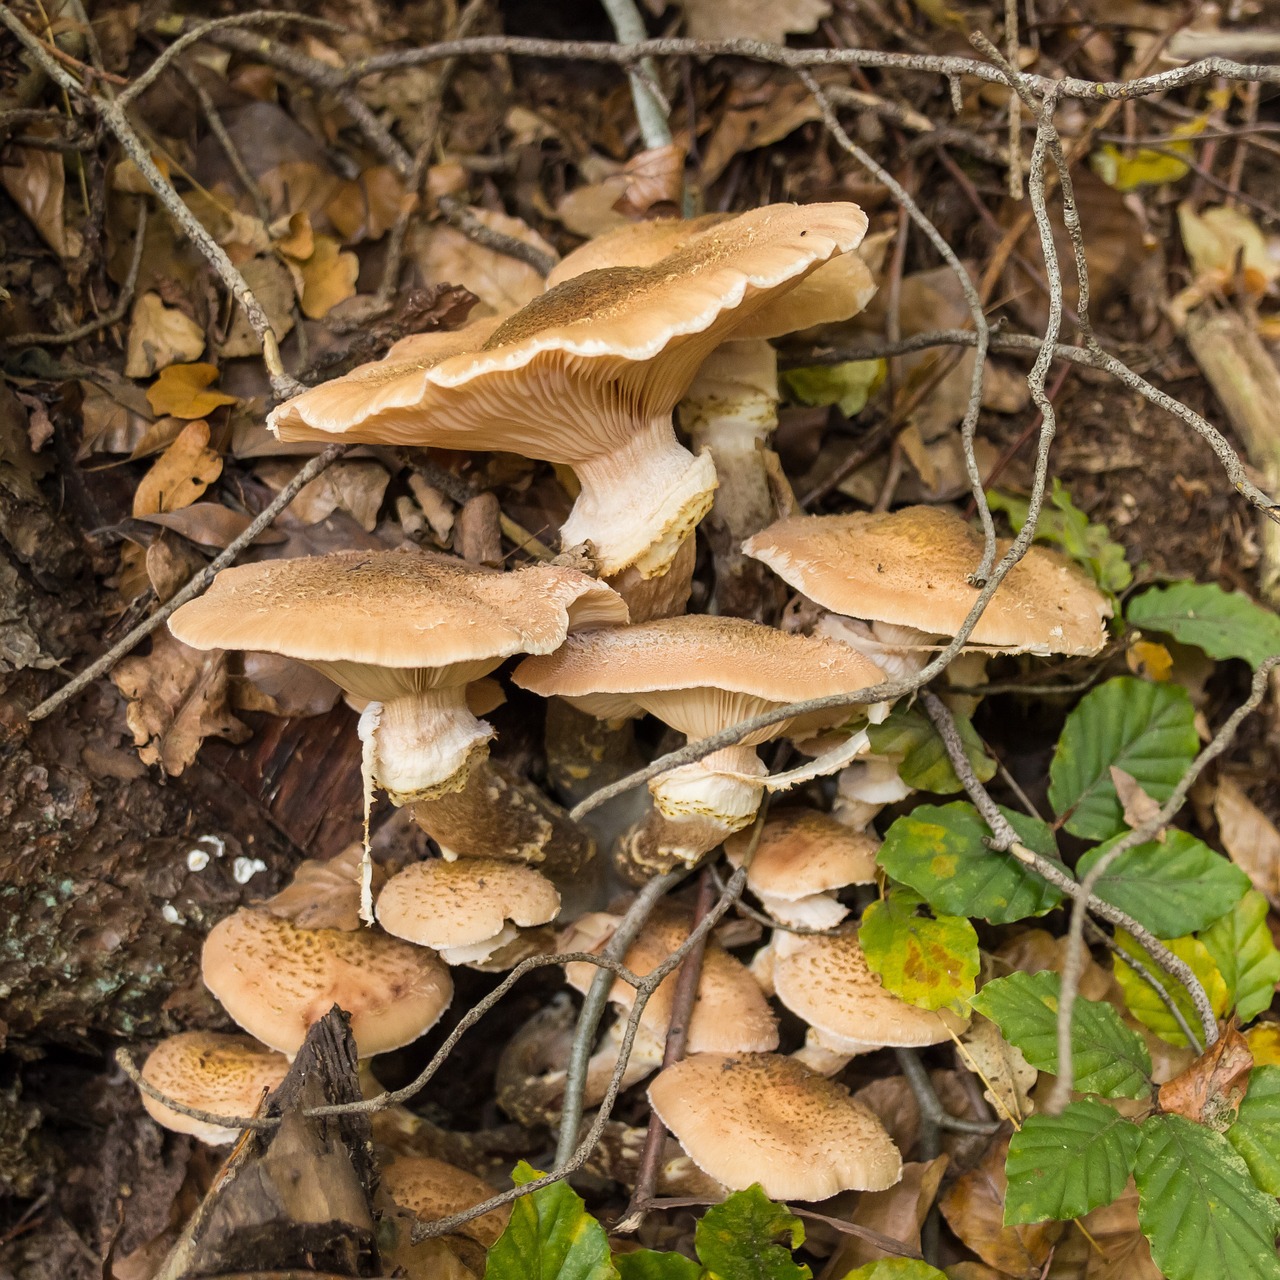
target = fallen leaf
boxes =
[112,631,250,775]
[1179,202,1280,296]
[961,1017,1038,1124]
[1110,766,1165,834]
[146,364,238,419]
[666,0,830,43]
[1157,1023,1253,1130]
[129,416,189,461]
[260,844,380,931]
[294,234,360,320]
[700,74,825,185]
[132,420,223,517]
[275,210,315,260]
[233,651,342,718]
[138,503,287,549]
[1080,1184,1160,1280]
[256,459,389,531]
[221,256,296,358]
[17,393,54,452]
[1246,1023,1280,1067]
[77,380,153,457]
[1126,638,1174,682]
[823,1157,948,1273]
[325,165,409,242]
[0,137,83,257]
[145,533,206,603]
[1215,776,1280,908]
[611,145,686,219]
[125,292,206,377]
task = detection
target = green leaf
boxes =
[781,359,885,417]
[1228,1065,1280,1195]
[838,1263,947,1280]
[989,478,1133,597]
[1048,677,1199,840]
[484,1162,619,1280]
[615,1253,701,1280]
[970,971,1152,1099]
[1004,1099,1141,1224]
[866,704,996,794]
[1126,580,1280,670]
[1200,890,1280,1022]
[1076,831,1250,937]
[1135,1113,1280,1280]
[859,888,979,1012]
[1113,931,1230,1047]
[877,802,1064,924]
[694,1185,810,1280]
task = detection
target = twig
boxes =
[25,445,351,723]
[436,195,557,276]
[894,1047,1003,1150]
[1003,0,1024,200]
[708,858,853,936]
[413,457,555,561]
[598,0,673,152]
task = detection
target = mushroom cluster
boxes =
[134,201,1114,1215]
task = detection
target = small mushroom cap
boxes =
[514,615,885,739]
[140,1031,289,1144]
[771,932,969,1047]
[744,506,1112,656]
[376,858,561,951]
[647,1052,902,1199]
[202,909,453,1056]
[563,906,778,1053]
[170,551,627,690]
[381,1154,511,1247]
[724,809,879,900]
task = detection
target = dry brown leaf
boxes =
[260,844,381,931]
[555,178,631,238]
[326,165,409,242]
[276,210,316,260]
[1110,766,1164,833]
[939,1135,1063,1278]
[234,651,342,718]
[132,420,223,517]
[1156,1022,1253,1130]
[146,363,238,419]
[138,503,287,549]
[961,1016,1038,1124]
[125,292,206,378]
[18,392,54,453]
[113,541,150,605]
[1215,776,1280,907]
[77,380,153,458]
[0,139,83,257]
[822,1157,948,1273]
[221,256,296,359]
[700,76,825,185]
[145,533,206,603]
[129,416,189,461]
[257,459,389,531]
[667,0,830,43]
[1078,1184,1161,1280]
[294,233,360,319]
[112,631,250,776]
[612,145,686,219]
[414,209,556,315]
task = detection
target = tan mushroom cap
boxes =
[647,1052,902,1199]
[744,506,1112,656]
[724,809,879,899]
[376,857,561,950]
[771,932,969,1048]
[202,909,453,1056]
[139,1031,289,1144]
[514,615,886,741]
[563,907,778,1053]
[381,1154,511,1247]
[170,550,627,698]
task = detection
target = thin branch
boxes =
[436,195,557,276]
[893,1047,1003,1145]
[598,0,674,152]
[25,445,351,723]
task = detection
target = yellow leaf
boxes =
[1246,1023,1280,1067]
[296,235,359,319]
[1127,638,1174,682]
[275,209,315,261]
[146,363,237,419]
[1091,121,1206,193]
[132,420,223,517]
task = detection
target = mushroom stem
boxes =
[561,416,717,580]
[359,687,493,805]
[605,533,696,622]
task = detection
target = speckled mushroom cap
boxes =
[647,1052,902,1199]
[381,1154,511,1247]
[202,909,453,1057]
[563,906,778,1053]
[514,615,886,742]
[723,809,879,899]
[170,550,627,702]
[744,506,1112,656]
[376,858,561,950]
[771,932,969,1048]
[139,1031,289,1144]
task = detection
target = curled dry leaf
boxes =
[260,844,382,932]
[138,503,287,550]
[1156,1022,1253,1130]
[112,631,250,776]
[1110,766,1165,834]
[294,234,361,320]
[146,364,238,420]
[700,75,825,186]
[960,1016,1038,1124]
[77,380,153,458]
[1214,775,1280,908]
[325,165,409,243]
[821,1156,948,1273]
[255,459,389,532]
[0,138,83,258]
[131,420,223,517]
[662,0,830,44]
[125,292,206,378]
[233,651,342,718]
[612,146,686,219]
[145,533,206,603]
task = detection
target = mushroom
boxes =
[514,615,888,870]
[548,213,876,617]
[201,908,453,1057]
[766,931,968,1074]
[647,1052,902,1199]
[723,808,878,930]
[376,857,561,966]
[381,1154,511,1248]
[268,204,871,619]
[832,757,914,833]
[138,1031,289,1144]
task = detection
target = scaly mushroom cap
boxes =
[139,1031,289,1144]
[381,1154,510,1247]
[376,857,561,953]
[744,506,1112,656]
[647,1052,902,1198]
[514,614,885,742]
[724,809,879,899]
[202,909,453,1056]
[771,932,969,1048]
[563,906,778,1053]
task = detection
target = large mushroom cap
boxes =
[202,909,453,1056]
[744,506,1112,656]
[381,1154,510,1247]
[771,932,969,1049]
[170,550,627,680]
[647,1052,902,1199]
[139,1031,289,1144]
[724,809,879,899]
[376,857,561,958]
